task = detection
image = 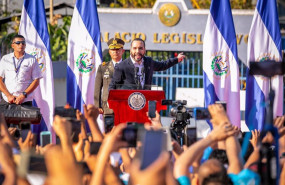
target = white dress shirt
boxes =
[0,52,42,102]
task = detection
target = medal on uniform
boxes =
[104,70,110,78]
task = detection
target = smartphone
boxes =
[122,125,138,147]
[193,107,211,120]
[40,131,52,147]
[104,115,114,133]
[18,151,47,177]
[184,127,197,146]
[89,142,102,155]
[148,101,156,118]
[20,123,31,141]
[140,130,166,170]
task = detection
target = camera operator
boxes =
[0,34,42,106]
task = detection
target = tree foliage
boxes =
[113,0,156,8]
[0,14,71,61]
[48,16,71,61]
[191,0,253,9]
[112,0,253,9]
[0,15,20,55]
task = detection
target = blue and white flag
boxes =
[19,0,55,135]
[67,0,103,130]
[203,0,240,127]
[246,0,283,130]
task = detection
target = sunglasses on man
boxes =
[13,41,26,45]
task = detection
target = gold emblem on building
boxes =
[158,3,181,27]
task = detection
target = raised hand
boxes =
[129,152,170,185]
[0,113,15,148]
[177,52,185,63]
[83,104,99,122]
[209,122,236,142]
[208,104,231,127]
[73,133,84,161]
[249,129,260,150]
[44,145,82,185]
[18,131,36,151]
[146,111,162,128]
[274,115,285,137]
[0,141,16,185]
[83,104,103,141]
[90,124,128,185]
[53,115,72,140]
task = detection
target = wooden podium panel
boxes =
[108,90,167,125]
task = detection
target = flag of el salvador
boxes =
[246,0,283,130]
[67,0,103,130]
[203,0,241,127]
[19,0,55,136]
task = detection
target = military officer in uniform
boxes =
[94,38,125,131]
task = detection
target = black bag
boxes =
[0,104,42,124]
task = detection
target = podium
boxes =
[108,90,167,125]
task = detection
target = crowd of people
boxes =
[0,103,284,185]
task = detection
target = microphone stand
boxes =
[141,67,145,90]
[134,67,139,90]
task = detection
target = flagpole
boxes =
[50,0,54,25]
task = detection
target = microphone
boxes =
[141,67,145,89]
[134,67,139,89]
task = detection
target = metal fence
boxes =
[149,51,247,101]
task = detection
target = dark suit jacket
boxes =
[109,56,178,90]
[94,61,115,115]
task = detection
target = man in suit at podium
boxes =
[109,38,185,90]
[94,38,125,118]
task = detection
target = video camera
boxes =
[162,100,192,145]
[162,100,192,125]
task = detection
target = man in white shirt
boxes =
[0,34,42,106]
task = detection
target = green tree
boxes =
[0,15,20,55]
[113,0,156,8]
[48,16,71,61]
[191,0,253,9]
